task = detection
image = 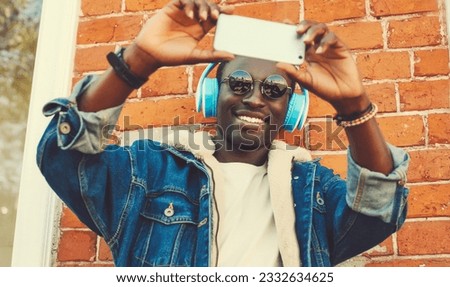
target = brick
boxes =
[307,120,348,151]
[408,149,450,182]
[98,238,114,261]
[377,116,425,147]
[356,52,410,80]
[315,153,348,178]
[141,67,188,97]
[408,184,450,218]
[125,0,171,12]
[276,129,306,148]
[57,262,114,267]
[364,83,397,113]
[370,0,438,17]
[429,114,450,144]
[330,22,383,50]
[57,230,97,262]
[225,0,258,4]
[363,236,394,257]
[77,15,143,45]
[388,17,441,48]
[118,97,216,130]
[397,220,450,255]
[304,0,365,22]
[399,80,449,111]
[233,2,299,23]
[81,0,121,17]
[414,49,450,77]
[306,92,334,118]
[60,206,87,229]
[74,45,115,73]
[366,258,450,267]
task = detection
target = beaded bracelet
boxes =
[334,103,378,128]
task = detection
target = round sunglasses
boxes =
[220,70,292,99]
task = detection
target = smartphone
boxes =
[214,14,305,65]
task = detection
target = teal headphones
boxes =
[195,63,309,132]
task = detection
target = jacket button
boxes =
[316,192,325,205]
[293,176,299,180]
[164,203,174,217]
[59,122,71,135]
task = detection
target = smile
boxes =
[237,115,265,124]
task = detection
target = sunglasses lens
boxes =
[228,70,253,95]
[262,75,289,99]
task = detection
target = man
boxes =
[37,0,409,266]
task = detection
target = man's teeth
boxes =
[238,115,264,124]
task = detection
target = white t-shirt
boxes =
[216,162,281,266]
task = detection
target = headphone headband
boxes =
[196,63,218,112]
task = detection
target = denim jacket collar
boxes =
[162,130,312,162]
[161,130,312,266]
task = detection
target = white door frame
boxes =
[12,0,80,266]
[447,0,450,44]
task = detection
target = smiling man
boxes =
[37,0,410,267]
[213,57,292,165]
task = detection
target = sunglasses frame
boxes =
[220,70,293,100]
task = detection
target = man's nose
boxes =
[242,84,265,108]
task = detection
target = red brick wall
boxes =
[57,0,450,266]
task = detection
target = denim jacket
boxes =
[37,76,410,267]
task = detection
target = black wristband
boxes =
[107,47,147,89]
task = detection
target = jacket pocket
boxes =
[132,191,199,267]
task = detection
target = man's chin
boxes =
[232,132,271,152]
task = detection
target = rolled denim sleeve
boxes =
[42,75,123,154]
[345,143,410,224]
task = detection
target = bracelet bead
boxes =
[334,103,378,128]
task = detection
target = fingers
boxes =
[316,32,338,54]
[189,49,235,64]
[175,0,233,21]
[195,0,211,21]
[297,20,316,35]
[276,63,312,89]
[297,20,339,55]
[300,22,328,44]
[179,0,195,19]
[219,5,235,15]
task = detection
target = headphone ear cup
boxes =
[196,63,219,117]
[283,88,309,132]
[202,78,219,117]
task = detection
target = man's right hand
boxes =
[78,0,234,112]
[134,0,235,69]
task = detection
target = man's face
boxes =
[216,56,292,151]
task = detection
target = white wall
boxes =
[12,0,80,266]
[447,0,450,44]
